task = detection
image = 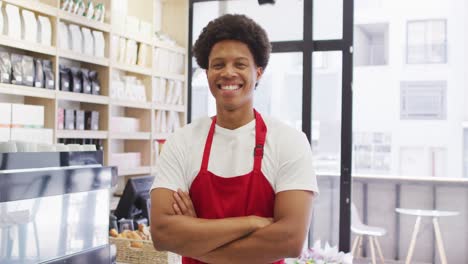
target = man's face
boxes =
[206,40,263,112]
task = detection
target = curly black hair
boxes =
[193,14,271,70]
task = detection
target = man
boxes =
[150,14,319,264]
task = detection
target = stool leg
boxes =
[351,235,360,257]
[405,216,421,264]
[374,237,385,263]
[357,235,364,258]
[369,236,377,264]
[432,217,448,264]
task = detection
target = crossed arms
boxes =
[150,188,315,264]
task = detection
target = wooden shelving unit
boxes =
[0,0,189,183]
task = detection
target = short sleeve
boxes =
[151,134,188,192]
[275,132,319,195]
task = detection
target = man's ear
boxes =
[256,67,264,80]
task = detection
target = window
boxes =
[407,19,447,64]
[354,23,389,66]
[400,81,447,120]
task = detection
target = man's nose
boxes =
[220,65,236,77]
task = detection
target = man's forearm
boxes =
[196,219,306,264]
[151,215,260,257]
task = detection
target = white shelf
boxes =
[59,50,109,66]
[0,83,55,99]
[111,100,152,109]
[0,35,56,56]
[3,0,57,16]
[153,103,185,112]
[56,130,108,139]
[57,91,109,104]
[110,132,151,140]
[112,62,152,76]
[118,166,151,176]
[154,38,186,54]
[58,10,111,32]
[113,30,153,46]
[153,71,185,81]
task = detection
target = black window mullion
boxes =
[303,0,313,141]
[339,0,354,253]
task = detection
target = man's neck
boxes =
[215,107,255,130]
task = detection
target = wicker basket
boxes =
[110,237,168,264]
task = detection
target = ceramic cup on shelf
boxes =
[0,141,18,153]
[67,144,83,151]
[55,144,68,152]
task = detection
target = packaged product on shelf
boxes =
[92,30,105,57]
[75,110,85,130]
[60,0,71,10]
[64,109,75,130]
[93,3,105,22]
[74,0,86,16]
[81,68,91,94]
[43,60,55,89]
[175,81,183,105]
[70,67,82,93]
[57,108,65,130]
[11,54,23,85]
[0,5,3,34]
[84,1,94,19]
[165,80,174,104]
[21,10,38,43]
[59,65,71,91]
[66,0,75,12]
[34,58,44,88]
[85,111,99,130]
[58,22,70,50]
[81,27,94,56]
[89,70,101,95]
[37,16,52,46]
[22,55,34,87]
[69,24,83,53]
[125,39,137,65]
[118,37,126,63]
[111,35,119,60]
[0,52,11,84]
[136,43,148,67]
[4,4,21,39]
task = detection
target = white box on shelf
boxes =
[37,16,52,46]
[137,43,148,67]
[118,37,126,63]
[0,103,12,125]
[21,9,38,43]
[11,128,53,144]
[69,24,83,54]
[110,152,141,169]
[139,20,152,40]
[0,103,11,142]
[125,16,139,34]
[58,22,70,50]
[11,104,44,128]
[82,27,94,56]
[4,4,21,39]
[110,117,140,133]
[111,35,119,60]
[92,30,105,58]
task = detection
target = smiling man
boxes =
[150,14,319,264]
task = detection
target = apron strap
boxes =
[200,109,267,174]
[253,109,267,174]
[200,116,217,172]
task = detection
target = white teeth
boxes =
[221,85,240,90]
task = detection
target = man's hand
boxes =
[172,189,197,217]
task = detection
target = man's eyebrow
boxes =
[210,57,250,61]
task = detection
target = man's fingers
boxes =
[173,203,182,215]
[173,191,188,213]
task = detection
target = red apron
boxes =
[183,110,284,264]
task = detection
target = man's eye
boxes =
[212,64,223,69]
[236,63,246,68]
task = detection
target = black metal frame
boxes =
[188,0,354,252]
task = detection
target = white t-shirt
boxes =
[151,115,319,195]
